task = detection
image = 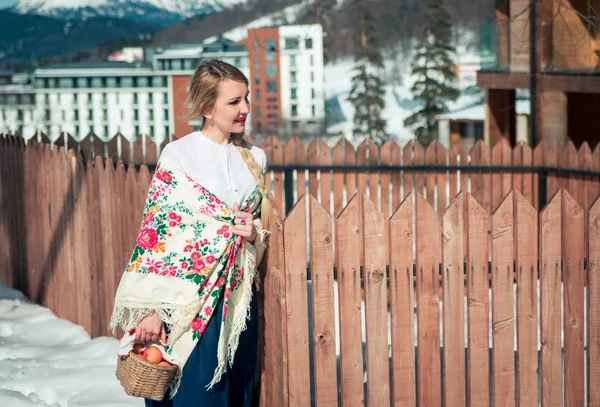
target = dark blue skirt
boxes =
[145,289,258,407]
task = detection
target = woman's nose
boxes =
[241,101,250,114]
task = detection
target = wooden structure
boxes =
[2,134,600,406]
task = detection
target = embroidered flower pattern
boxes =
[126,160,263,343]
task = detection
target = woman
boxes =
[110,59,271,407]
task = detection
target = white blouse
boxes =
[161,131,267,208]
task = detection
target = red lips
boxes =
[236,117,246,124]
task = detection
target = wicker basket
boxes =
[116,351,178,401]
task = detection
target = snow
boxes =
[13,0,244,16]
[0,283,141,407]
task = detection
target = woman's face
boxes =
[203,78,250,135]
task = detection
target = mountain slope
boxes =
[11,0,244,26]
[0,9,159,67]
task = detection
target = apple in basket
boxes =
[144,346,163,364]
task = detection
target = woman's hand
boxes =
[134,311,167,344]
[232,203,256,243]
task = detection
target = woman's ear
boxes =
[202,106,214,121]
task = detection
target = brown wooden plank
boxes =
[470,141,491,214]
[425,142,437,209]
[578,142,593,209]
[466,193,491,407]
[390,141,402,213]
[540,192,562,407]
[332,139,345,217]
[448,142,469,202]
[363,195,389,405]
[591,145,600,205]
[588,198,600,407]
[318,139,332,217]
[380,140,393,219]
[307,139,319,199]
[60,147,77,326]
[562,190,585,407]
[403,140,414,199]
[441,192,466,406]
[512,143,524,196]
[389,195,416,406]
[335,194,365,407]
[436,141,448,211]
[99,158,117,336]
[545,141,559,201]
[560,143,578,203]
[284,136,305,206]
[415,194,442,406]
[515,191,538,407]
[414,141,425,198]
[268,203,289,407]
[283,195,310,406]
[491,139,512,212]
[367,139,379,207]
[144,134,159,165]
[344,139,357,203]
[533,143,544,211]
[264,136,284,212]
[309,196,338,406]
[426,141,448,210]
[491,191,516,407]
[357,139,368,196]
[521,143,534,206]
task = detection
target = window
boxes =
[310,55,314,65]
[45,94,50,104]
[291,88,297,100]
[102,93,107,105]
[133,94,138,104]
[163,93,168,104]
[73,93,78,104]
[255,106,261,117]
[88,109,93,120]
[135,125,139,137]
[291,105,298,116]
[74,110,79,120]
[291,121,299,130]
[62,111,66,121]
[267,113,278,119]
[312,105,316,116]
[75,125,80,136]
[290,55,296,68]
[164,109,169,120]
[165,126,170,137]
[149,110,154,120]
[172,59,182,70]
[267,105,277,110]
[59,78,72,88]
[291,72,297,83]
[87,93,92,103]
[255,90,260,101]
[152,77,164,87]
[45,109,50,120]
[103,109,108,121]
[267,81,277,93]
[253,39,259,51]
[285,37,300,49]
[122,77,133,88]
[104,125,109,137]
[134,110,139,121]
[17,110,23,121]
[148,93,153,103]
[266,64,276,77]
[255,72,260,85]
[106,77,116,88]
[149,125,154,136]
[311,71,314,82]
[311,89,315,99]
[137,77,148,87]
[267,97,277,103]
[234,57,242,67]
[305,38,313,49]
[265,39,276,60]
[254,56,260,68]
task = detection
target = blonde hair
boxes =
[186,59,272,230]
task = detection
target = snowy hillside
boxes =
[12,0,244,24]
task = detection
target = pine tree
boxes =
[404,0,460,145]
[347,1,387,144]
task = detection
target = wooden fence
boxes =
[10,132,600,217]
[2,134,600,406]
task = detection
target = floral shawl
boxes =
[109,152,268,394]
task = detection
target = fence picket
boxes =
[332,139,345,217]
[588,198,600,407]
[285,137,305,204]
[309,196,338,406]
[357,140,368,196]
[283,196,310,406]
[415,194,442,406]
[578,142,593,209]
[470,141,491,213]
[533,143,544,210]
[515,191,538,407]
[442,192,466,407]
[562,190,585,407]
[403,141,414,199]
[491,139,513,212]
[540,192,562,407]
[389,195,416,406]
[466,193,490,407]
[308,139,319,199]
[318,140,332,216]
[335,195,365,407]
[492,192,516,407]
[363,196,389,405]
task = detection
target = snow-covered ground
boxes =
[0,284,141,407]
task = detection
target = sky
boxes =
[0,0,17,9]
